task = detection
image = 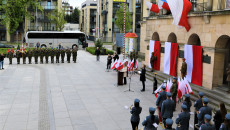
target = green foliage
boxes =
[114,3,132,33]
[48,8,67,31]
[94,39,103,49]
[86,47,114,55]
[71,7,80,23]
[0,0,43,34]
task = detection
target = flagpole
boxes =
[123,1,126,60]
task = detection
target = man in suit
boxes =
[161,92,174,127]
[176,104,190,130]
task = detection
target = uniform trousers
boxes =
[124,77,127,84]
[194,112,198,130]
[131,121,139,130]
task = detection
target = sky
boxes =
[68,0,86,9]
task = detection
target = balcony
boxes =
[43,6,56,11]
[37,17,51,22]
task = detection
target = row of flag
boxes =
[155,77,193,100]
[111,59,138,71]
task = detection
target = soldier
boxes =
[199,114,215,130]
[50,49,55,63]
[165,118,175,130]
[45,48,49,64]
[180,58,187,79]
[170,77,178,111]
[56,49,61,63]
[61,49,65,63]
[150,52,157,71]
[22,51,27,64]
[142,107,159,130]
[72,46,78,63]
[66,49,71,63]
[194,92,204,130]
[8,49,13,64]
[27,49,33,64]
[176,104,190,130]
[220,113,230,130]
[153,72,158,93]
[40,48,44,64]
[16,50,21,64]
[33,48,39,64]
[161,92,174,127]
[156,85,167,122]
[182,94,192,112]
[197,98,212,127]
[130,98,142,130]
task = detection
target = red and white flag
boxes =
[164,42,178,77]
[184,45,203,86]
[166,79,172,92]
[145,0,170,13]
[117,59,129,71]
[183,78,193,94]
[135,60,138,70]
[166,0,192,31]
[128,59,134,71]
[148,40,161,71]
[154,83,163,98]
[111,59,118,70]
[115,59,121,69]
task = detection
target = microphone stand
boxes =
[124,70,135,92]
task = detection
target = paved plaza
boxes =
[0,50,194,130]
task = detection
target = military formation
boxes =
[7,47,78,65]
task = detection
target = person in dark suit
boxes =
[156,85,167,122]
[107,54,112,71]
[161,92,174,127]
[113,52,119,62]
[199,114,215,130]
[130,98,142,130]
[182,94,192,112]
[140,64,146,92]
[0,53,5,69]
[197,98,212,127]
[194,92,204,130]
[95,47,100,61]
[176,104,190,130]
[220,113,230,130]
[214,102,227,130]
[142,107,159,130]
[153,72,158,94]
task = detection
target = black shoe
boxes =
[2,68,4,69]
[141,89,145,92]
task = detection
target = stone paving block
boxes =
[55,118,72,127]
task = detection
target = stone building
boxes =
[140,0,230,90]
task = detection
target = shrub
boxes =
[94,39,103,49]
[86,47,114,55]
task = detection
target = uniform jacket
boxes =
[176,111,190,130]
[142,115,159,130]
[199,123,215,130]
[194,98,203,111]
[182,101,192,112]
[130,107,142,122]
[140,68,146,81]
[156,91,167,108]
[197,106,212,125]
[161,99,174,118]
[219,123,230,130]
[170,82,178,99]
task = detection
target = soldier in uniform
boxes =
[50,49,55,63]
[66,49,71,63]
[156,85,167,122]
[170,77,178,111]
[56,49,61,63]
[8,50,13,64]
[197,98,212,127]
[199,114,215,130]
[182,94,192,112]
[27,49,33,64]
[16,50,21,64]
[45,48,49,64]
[142,107,159,130]
[161,92,174,127]
[61,49,65,63]
[34,48,39,64]
[130,98,142,130]
[165,118,175,130]
[150,52,157,71]
[194,92,204,130]
[22,51,27,64]
[180,58,187,79]
[40,48,45,64]
[176,104,190,130]
[220,113,230,130]
[72,46,78,63]
[153,72,158,93]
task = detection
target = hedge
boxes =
[86,47,114,55]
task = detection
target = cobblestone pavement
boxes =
[0,50,194,130]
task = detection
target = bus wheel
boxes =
[72,44,77,49]
[41,44,47,48]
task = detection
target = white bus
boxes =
[25,31,87,49]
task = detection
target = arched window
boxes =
[187,33,201,46]
[152,32,160,41]
[167,33,177,43]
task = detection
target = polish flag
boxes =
[164,42,179,77]
[177,77,183,100]
[145,0,170,13]
[148,40,161,70]
[166,78,172,92]
[129,59,134,71]
[158,0,170,11]
[183,78,194,94]
[111,59,118,69]
[115,59,121,69]
[135,60,138,70]
[166,0,192,31]
[117,59,128,71]
[184,45,203,86]
[154,83,163,98]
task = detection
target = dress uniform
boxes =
[142,107,159,130]
[182,94,192,112]
[176,104,190,130]
[130,99,142,130]
[197,98,212,126]
[45,49,49,63]
[61,49,65,63]
[8,50,13,64]
[156,85,167,121]
[66,49,71,63]
[165,118,175,130]
[27,49,33,64]
[199,114,215,130]
[16,50,21,64]
[170,77,178,110]
[220,113,230,130]
[22,51,27,64]
[34,49,39,64]
[72,46,78,63]
[40,49,44,64]
[50,49,55,63]
[56,49,60,63]
[161,92,174,127]
[194,92,204,129]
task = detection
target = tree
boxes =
[0,0,43,34]
[48,8,67,31]
[114,3,132,33]
[71,7,80,24]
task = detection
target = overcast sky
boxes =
[68,0,86,9]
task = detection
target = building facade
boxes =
[62,1,73,15]
[79,0,97,37]
[140,0,230,90]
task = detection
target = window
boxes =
[47,1,51,9]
